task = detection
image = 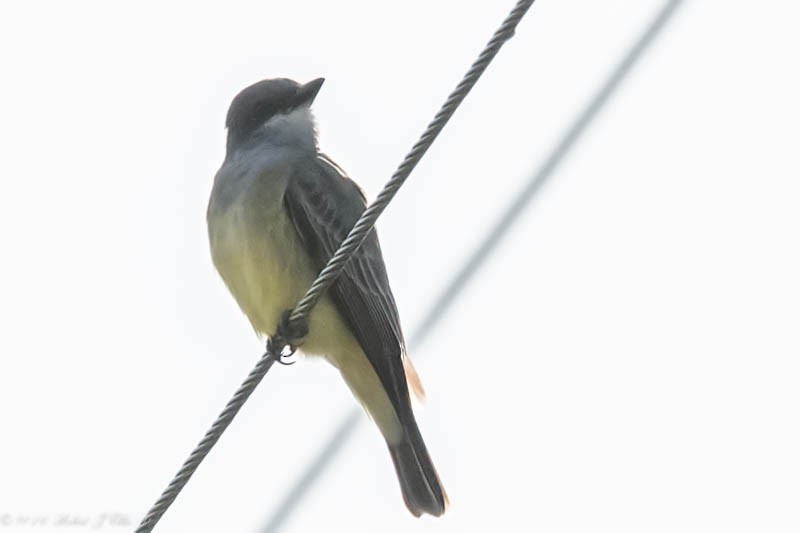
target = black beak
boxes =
[294,78,325,107]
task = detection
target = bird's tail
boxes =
[387,416,448,517]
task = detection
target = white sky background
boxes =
[1,1,799,532]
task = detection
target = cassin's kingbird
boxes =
[207,78,447,517]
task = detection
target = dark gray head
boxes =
[225,77,325,155]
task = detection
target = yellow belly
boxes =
[209,198,311,337]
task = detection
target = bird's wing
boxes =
[283,153,413,419]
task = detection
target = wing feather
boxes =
[283,154,413,421]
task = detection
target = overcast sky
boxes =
[1,1,799,532]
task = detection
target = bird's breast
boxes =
[208,175,315,336]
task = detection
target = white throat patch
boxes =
[260,106,317,149]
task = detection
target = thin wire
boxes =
[135,1,536,531]
[135,347,280,533]
[259,1,685,531]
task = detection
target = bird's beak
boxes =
[294,78,325,107]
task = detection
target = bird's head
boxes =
[225,77,325,155]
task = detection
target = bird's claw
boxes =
[277,309,309,347]
[267,336,297,365]
[268,310,308,366]
[276,351,296,366]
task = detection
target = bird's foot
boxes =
[270,310,309,365]
[267,335,296,366]
[277,309,309,345]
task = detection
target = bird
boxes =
[206,77,447,517]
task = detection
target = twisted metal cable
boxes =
[135,347,280,533]
[287,0,536,328]
[136,1,535,530]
